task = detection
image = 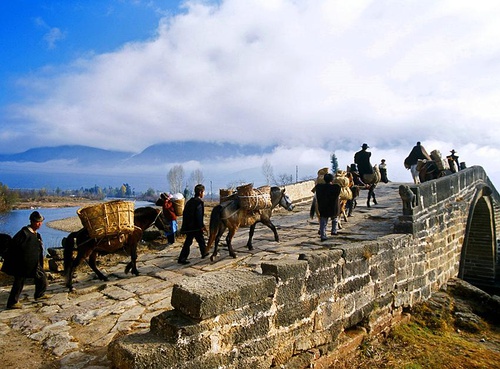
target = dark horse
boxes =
[207,186,293,261]
[63,206,167,291]
[418,160,452,183]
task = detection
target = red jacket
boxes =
[162,200,177,221]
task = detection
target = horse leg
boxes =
[210,225,225,262]
[88,251,109,281]
[66,243,95,290]
[259,219,279,243]
[371,184,378,205]
[341,200,348,222]
[226,228,238,258]
[247,222,257,250]
[124,231,141,276]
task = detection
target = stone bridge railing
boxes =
[109,166,498,369]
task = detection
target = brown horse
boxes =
[207,186,293,261]
[63,206,167,291]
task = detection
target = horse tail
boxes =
[207,205,223,250]
[62,231,77,275]
[310,196,317,219]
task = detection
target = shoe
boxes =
[201,253,210,259]
[373,199,378,205]
[331,231,338,235]
[178,259,190,265]
[320,237,327,242]
[7,302,22,309]
[35,294,52,301]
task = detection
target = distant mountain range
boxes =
[0,141,276,165]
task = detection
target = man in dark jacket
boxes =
[178,184,208,264]
[314,173,341,241]
[354,143,374,179]
[2,211,49,309]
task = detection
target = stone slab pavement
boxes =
[0,182,404,368]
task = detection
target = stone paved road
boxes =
[0,182,404,368]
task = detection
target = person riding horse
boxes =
[404,142,431,184]
[354,144,379,207]
[354,143,373,180]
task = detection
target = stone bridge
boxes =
[108,165,499,369]
[1,166,498,368]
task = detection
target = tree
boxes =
[262,159,275,185]
[189,169,204,187]
[330,153,339,174]
[144,188,156,197]
[168,165,185,194]
[275,173,293,185]
[0,183,18,213]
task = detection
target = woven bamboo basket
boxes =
[237,183,254,209]
[77,200,135,239]
[254,186,272,208]
[172,198,185,216]
[237,183,272,210]
[219,188,234,203]
[430,149,450,170]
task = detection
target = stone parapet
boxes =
[109,230,465,368]
[108,166,500,368]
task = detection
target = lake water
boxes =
[0,200,155,252]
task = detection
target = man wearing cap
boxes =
[447,150,460,173]
[2,211,50,309]
[354,143,374,179]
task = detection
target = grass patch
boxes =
[335,291,500,368]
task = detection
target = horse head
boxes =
[270,187,293,211]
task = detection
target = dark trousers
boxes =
[7,269,47,307]
[178,231,206,262]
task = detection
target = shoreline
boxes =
[13,198,99,211]
[45,216,83,233]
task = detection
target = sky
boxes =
[1,0,500,191]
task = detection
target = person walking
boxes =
[178,184,208,264]
[1,211,50,309]
[313,173,341,241]
[404,142,431,184]
[157,193,178,245]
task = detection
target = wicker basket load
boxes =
[333,173,349,187]
[77,200,135,239]
[172,198,185,216]
[333,172,352,200]
[219,188,234,203]
[430,150,450,171]
[237,183,272,210]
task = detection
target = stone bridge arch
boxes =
[458,185,498,291]
[395,166,500,292]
